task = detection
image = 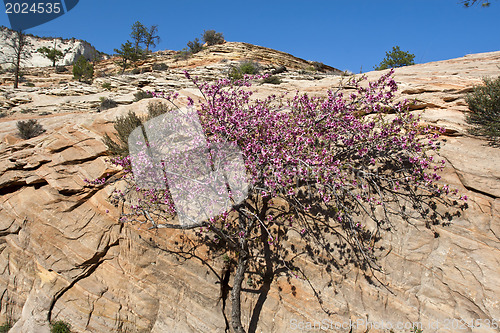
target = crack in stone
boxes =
[47,238,121,323]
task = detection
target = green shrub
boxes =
[17,119,45,139]
[103,101,171,156]
[465,75,500,145]
[175,48,191,60]
[101,82,112,90]
[99,97,117,110]
[146,101,170,118]
[50,320,71,333]
[152,63,168,71]
[228,61,260,80]
[103,110,143,156]
[228,67,243,80]
[72,56,94,82]
[187,38,203,54]
[262,75,282,85]
[374,46,415,70]
[131,68,141,75]
[134,90,152,102]
[202,30,224,46]
[310,61,324,71]
[239,61,260,75]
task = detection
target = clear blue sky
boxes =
[1,1,499,72]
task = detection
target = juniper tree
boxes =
[374,46,415,71]
[37,44,64,67]
[114,41,140,73]
[72,55,94,82]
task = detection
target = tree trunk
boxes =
[13,30,25,89]
[231,254,248,333]
[14,52,21,89]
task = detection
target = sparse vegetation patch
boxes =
[465,75,500,145]
[99,97,117,110]
[17,119,45,139]
[50,320,71,333]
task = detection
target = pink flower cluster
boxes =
[103,70,464,265]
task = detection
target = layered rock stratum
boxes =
[0,42,499,333]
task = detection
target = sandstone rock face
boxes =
[0,50,499,333]
[175,42,342,73]
[93,41,341,77]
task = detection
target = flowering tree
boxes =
[101,71,464,333]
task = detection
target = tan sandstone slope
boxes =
[0,48,499,332]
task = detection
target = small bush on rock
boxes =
[99,97,117,110]
[187,38,203,54]
[310,61,324,71]
[465,75,500,145]
[103,101,170,156]
[50,320,71,333]
[175,48,191,60]
[146,100,170,118]
[102,82,112,90]
[134,90,152,102]
[72,56,94,82]
[103,110,143,156]
[228,66,243,80]
[228,61,260,80]
[239,61,260,75]
[17,119,45,139]
[202,30,225,46]
[262,75,282,85]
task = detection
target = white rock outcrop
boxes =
[0,26,104,68]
